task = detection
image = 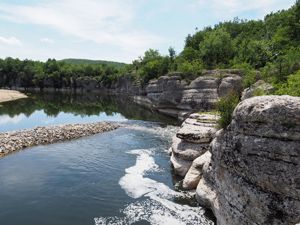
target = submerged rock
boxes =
[0,122,120,157]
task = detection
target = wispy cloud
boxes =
[40,38,54,44]
[0,0,164,53]
[192,0,293,19]
[0,36,22,46]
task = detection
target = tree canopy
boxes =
[0,1,299,95]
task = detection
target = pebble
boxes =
[0,122,120,157]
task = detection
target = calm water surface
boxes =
[0,93,213,225]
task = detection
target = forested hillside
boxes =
[0,1,299,95]
[124,0,300,95]
[60,59,126,68]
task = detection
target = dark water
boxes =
[0,93,213,225]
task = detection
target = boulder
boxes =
[218,75,242,97]
[170,153,192,177]
[183,151,211,189]
[171,136,209,161]
[176,117,219,144]
[232,95,300,141]
[241,80,275,100]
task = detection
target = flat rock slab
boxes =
[177,113,219,143]
[0,122,120,157]
[171,136,209,161]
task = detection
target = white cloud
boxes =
[0,114,25,125]
[193,0,294,19]
[0,36,22,46]
[40,38,54,44]
[0,0,164,54]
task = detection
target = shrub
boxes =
[276,70,300,96]
[232,62,258,88]
[216,92,240,129]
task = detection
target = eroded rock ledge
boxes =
[0,122,120,157]
[170,95,300,225]
[170,113,219,184]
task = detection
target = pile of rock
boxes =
[0,122,119,157]
[170,113,219,189]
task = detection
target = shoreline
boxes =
[0,122,120,157]
[0,89,27,103]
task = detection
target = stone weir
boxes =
[170,95,300,225]
[0,122,120,157]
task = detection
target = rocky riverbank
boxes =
[170,95,300,225]
[0,122,120,157]
[112,70,243,119]
[0,89,27,103]
[10,70,243,119]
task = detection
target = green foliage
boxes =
[0,2,299,95]
[276,70,300,96]
[232,62,258,88]
[199,28,234,68]
[60,58,126,68]
[216,93,240,129]
[176,60,204,80]
[0,58,123,89]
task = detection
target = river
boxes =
[0,92,214,225]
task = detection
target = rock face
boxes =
[0,122,119,157]
[12,70,242,119]
[197,95,300,225]
[170,113,219,180]
[241,80,274,100]
[142,70,242,119]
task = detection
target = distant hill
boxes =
[60,58,127,68]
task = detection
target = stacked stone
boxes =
[0,122,119,157]
[170,113,219,190]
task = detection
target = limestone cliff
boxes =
[101,70,242,119]
[11,70,243,119]
[170,95,300,225]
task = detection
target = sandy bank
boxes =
[0,122,120,157]
[0,89,27,103]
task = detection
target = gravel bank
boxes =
[0,122,120,157]
[0,89,27,103]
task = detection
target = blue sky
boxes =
[0,0,295,63]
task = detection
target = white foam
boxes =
[95,147,214,225]
[119,149,160,198]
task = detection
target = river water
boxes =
[0,93,214,225]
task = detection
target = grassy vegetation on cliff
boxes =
[216,93,240,129]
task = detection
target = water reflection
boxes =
[0,92,177,132]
